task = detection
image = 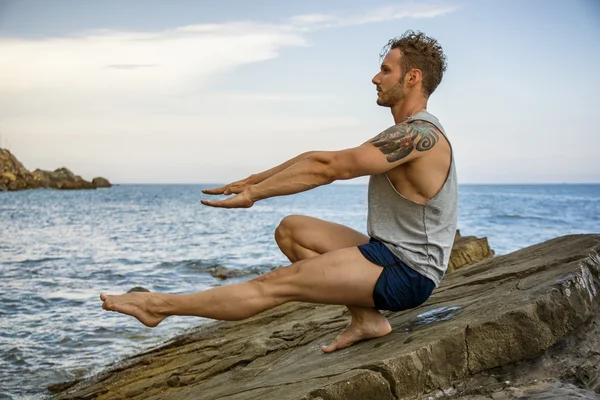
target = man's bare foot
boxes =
[321,311,392,353]
[100,292,168,327]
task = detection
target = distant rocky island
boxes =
[0,148,111,191]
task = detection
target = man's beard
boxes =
[376,81,405,107]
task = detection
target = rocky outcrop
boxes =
[207,265,276,280]
[0,149,42,190]
[32,168,96,190]
[0,149,110,191]
[448,230,495,273]
[51,234,600,400]
[92,177,111,188]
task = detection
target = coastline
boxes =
[0,148,111,191]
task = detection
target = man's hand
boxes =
[202,178,251,196]
[200,189,255,209]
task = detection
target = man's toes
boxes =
[321,339,342,353]
[103,299,115,311]
[100,293,107,301]
[321,343,336,353]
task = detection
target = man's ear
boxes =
[407,69,423,85]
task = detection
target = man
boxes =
[100,30,457,353]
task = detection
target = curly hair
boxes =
[380,30,447,97]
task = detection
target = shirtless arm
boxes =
[201,121,440,208]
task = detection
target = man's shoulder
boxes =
[407,112,443,130]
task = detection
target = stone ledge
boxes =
[52,235,600,400]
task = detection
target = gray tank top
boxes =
[367,111,458,287]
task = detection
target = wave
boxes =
[157,259,216,270]
[494,214,566,223]
[15,257,64,266]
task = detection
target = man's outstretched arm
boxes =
[202,151,317,195]
[201,152,333,208]
[201,121,440,208]
[249,121,440,200]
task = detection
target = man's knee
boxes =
[274,214,304,246]
[253,264,301,302]
[256,264,295,283]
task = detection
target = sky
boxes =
[0,0,599,184]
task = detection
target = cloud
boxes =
[0,3,459,95]
[216,92,338,102]
[288,3,460,31]
[289,13,338,26]
[0,22,306,95]
[0,3,460,182]
[105,64,161,70]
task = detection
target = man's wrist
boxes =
[246,174,258,185]
[247,185,263,203]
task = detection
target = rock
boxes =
[2,172,16,182]
[448,230,495,272]
[209,265,239,280]
[458,379,600,399]
[51,234,600,400]
[56,179,97,190]
[92,177,111,188]
[33,168,95,190]
[208,265,269,280]
[47,380,81,394]
[0,148,109,191]
[176,263,276,281]
[32,169,50,181]
[0,148,43,190]
[33,167,78,182]
[127,287,150,293]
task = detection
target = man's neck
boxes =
[390,99,428,124]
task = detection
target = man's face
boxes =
[372,48,405,107]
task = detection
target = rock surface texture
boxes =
[0,149,110,191]
[52,234,600,399]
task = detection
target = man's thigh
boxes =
[261,246,382,308]
[279,215,369,253]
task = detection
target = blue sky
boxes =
[0,0,598,184]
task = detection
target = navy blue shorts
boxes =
[358,238,435,311]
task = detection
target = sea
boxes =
[1,183,599,399]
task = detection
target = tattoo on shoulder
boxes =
[369,121,439,163]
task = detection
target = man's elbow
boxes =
[311,152,359,181]
[306,152,342,183]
